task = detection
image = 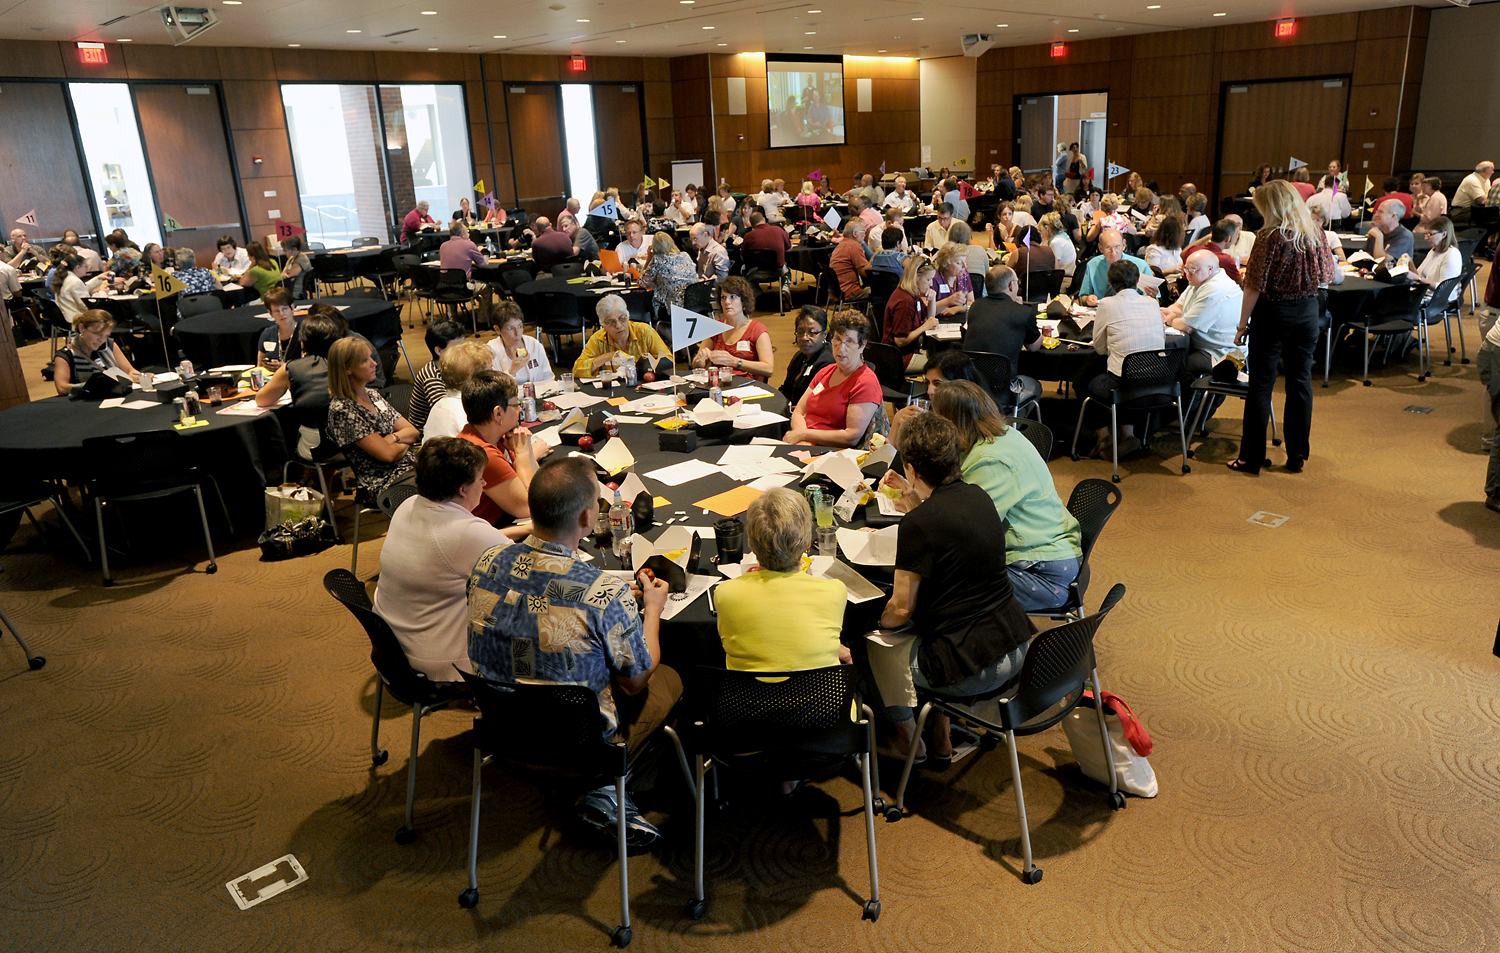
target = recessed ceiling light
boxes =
[493,34,506,38]
[617,39,627,43]
[877,49,886,52]
[680,1,693,3]
[1147,4,1161,7]
[996,23,1008,27]
[288,42,300,46]
[222,2,240,5]
[807,8,821,11]
[717,42,727,45]
[577,18,590,22]
[804,46,812,49]
[805,31,815,35]
[428,47,438,50]
[911,16,923,20]
[119,37,133,40]
[421,10,437,14]
[703,25,714,29]
[346,29,361,33]
[1068,28,1079,32]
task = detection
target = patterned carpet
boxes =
[4,274,1500,953]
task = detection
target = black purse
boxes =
[257,517,336,560]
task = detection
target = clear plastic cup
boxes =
[561,373,575,393]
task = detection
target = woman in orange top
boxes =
[690,275,775,382]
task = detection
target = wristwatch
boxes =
[736,358,743,370]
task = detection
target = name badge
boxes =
[736,340,752,352]
[811,382,825,396]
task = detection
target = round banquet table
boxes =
[0,391,290,530]
[544,374,890,668]
[173,295,402,369]
[515,276,654,323]
[785,241,834,277]
[1325,274,1392,325]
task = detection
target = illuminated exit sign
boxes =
[1275,18,1296,38]
[569,54,587,71]
[1050,42,1066,58]
[77,42,108,65]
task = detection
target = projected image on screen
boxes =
[767,61,845,148]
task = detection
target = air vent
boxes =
[383,27,417,37]
[100,15,130,26]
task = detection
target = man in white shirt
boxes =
[844,173,884,207]
[615,220,649,267]
[1162,249,1242,379]
[882,176,916,212]
[1306,186,1352,223]
[662,191,690,225]
[0,258,20,302]
[753,179,784,223]
[1452,161,1493,224]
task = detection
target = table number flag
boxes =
[597,196,619,219]
[150,264,186,299]
[274,219,306,241]
[473,179,486,194]
[15,210,37,227]
[478,191,497,211]
[162,213,182,230]
[1288,156,1307,172]
[657,177,670,190]
[670,304,734,351]
[1107,163,1129,180]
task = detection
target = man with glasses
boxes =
[1076,229,1150,307]
[572,294,673,379]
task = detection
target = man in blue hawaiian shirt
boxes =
[468,456,678,845]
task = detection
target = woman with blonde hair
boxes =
[1228,179,1336,476]
[882,256,938,370]
[326,336,419,494]
[52,308,139,394]
[1086,192,1135,242]
[1040,211,1077,276]
[796,179,823,214]
[423,340,496,439]
[931,242,974,317]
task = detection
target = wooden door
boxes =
[1017,95,1055,173]
[593,85,646,199]
[1218,78,1349,203]
[0,82,96,241]
[505,85,565,217]
[135,84,245,263]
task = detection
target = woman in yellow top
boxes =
[715,487,850,673]
[572,293,674,378]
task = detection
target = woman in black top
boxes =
[866,412,1034,762]
[452,198,477,226]
[779,305,834,406]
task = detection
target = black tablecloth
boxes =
[515,277,653,323]
[173,295,401,369]
[1326,275,1392,325]
[0,393,289,528]
[786,242,834,276]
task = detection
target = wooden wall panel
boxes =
[273,49,376,82]
[0,40,66,78]
[505,86,565,207]
[123,45,223,81]
[0,81,95,239]
[373,52,467,82]
[232,130,295,178]
[222,80,285,131]
[500,55,562,83]
[594,85,647,196]
[216,47,276,80]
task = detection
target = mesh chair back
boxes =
[529,291,586,335]
[392,253,422,273]
[965,350,1016,407]
[1370,283,1424,324]
[550,261,586,280]
[1013,419,1054,462]
[1066,478,1122,565]
[682,280,714,315]
[460,670,626,780]
[998,584,1126,733]
[500,267,533,294]
[861,342,910,396]
[1119,347,1184,382]
[1421,277,1465,321]
[177,293,223,318]
[323,569,466,708]
[686,665,867,761]
[377,480,420,518]
[80,430,196,485]
[353,237,381,247]
[313,254,357,283]
[741,248,783,278]
[1023,269,1066,302]
[340,287,387,301]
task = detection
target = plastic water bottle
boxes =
[609,489,632,558]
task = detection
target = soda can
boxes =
[521,395,537,422]
[710,384,723,406]
[623,361,638,386]
[250,367,265,389]
[605,417,620,438]
[618,537,632,571]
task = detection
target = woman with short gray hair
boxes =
[715,487,850,674]
[174,246,223,296]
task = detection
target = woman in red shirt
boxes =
[691,276,774,381]
[785,310,883,448]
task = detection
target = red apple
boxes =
[606,482,618,491]
[542,400,556,411]
[725,395,741,406]
[578,435,595,451]
[643,372,656,383]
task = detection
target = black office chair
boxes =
[1069,348,1191,483]
[402,262,440,326]
[352,236,382,247]
[681,279,715,316]
[521,290,586,363]
[1021,268,1066,303]
[862,341,919,407]
[433,268,480,332]
[176,293,223,318]
[549,260,586,280]
[391,253,422,305]
[1029,478,1121,622]
[1012,418,1053,462]
[740,247,791,312]
[81,430,232,586]
[322,569,470,844]
[965,350,1041,421]
[1184,374,1278,457]
[312,253,359,294]
[665,665,882,923]
[1419,276,1467,375]
[366,247,402,299]
[1338,283,1426,386]
[458,671,669,946]
[0,565,44,670]
[348,471,416,578]
[0,479,89,561]
[885,584,1130,885]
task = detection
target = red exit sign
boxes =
[1275,18,1296,38]
[77,42,108,65]
[569,54,587,71]
[1050,42,1066,58]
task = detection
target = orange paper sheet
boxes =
[606,397,628,406]
[652,496,673,509]
[693,485,763,518]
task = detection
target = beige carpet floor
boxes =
[4,268,1500,952]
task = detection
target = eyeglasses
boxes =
[794,326,824,339]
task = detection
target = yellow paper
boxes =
[693,485,763,518]
[652,496,672,509]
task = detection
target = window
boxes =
[69,83,162,248]
[559,84,600,204]
[381,84,473,222]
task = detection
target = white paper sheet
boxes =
[930,323,964,341]
[532,425,564,448]
[610,415,653,424]
[548,391,605,410]
[660,574,717,620]
[837,525,899,565]
[98,397,126,409]
[750,436,787,446]
[121,399,159,410]
[1346,250,1375,265]
[638,379,681,391]
[874,493,905,517]
[721,383,774,399]
[801,451,865,490]
[746,473,798,491]
[643,459,722,486]
[733,410,789,430]
[815,558,888,603]
[718,445,774,466]
[621,394,679,413]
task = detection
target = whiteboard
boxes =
[671,160,706,192]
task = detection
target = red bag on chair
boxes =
[1081,689,1153,756]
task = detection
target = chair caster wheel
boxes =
[1462,358,1471,365]
[205,563,217,574]
[458,887,479,909]
[28,656,45,670]
[979,732,998,751]
[685,898,707,920]
[1185,450,1195,459]
[1272,438,1282,446]
[1022,867,1044,885]
[1109,791,1127,810]
[1363,380,1372,386]
[103,579,115,587]
[862,900,881,921]
[372,750,388,767]
[1070,454,1080,462]
[610,925,632,947]
[1111,475,1121,484]
[1444,361,1452,367]
[1418,375,1427,382]
[395,825,416,844]
[883,806,903,823]
[1181,465,1191,473]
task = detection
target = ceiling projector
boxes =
[160,6,219,45]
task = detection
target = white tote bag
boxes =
[1061,691,1158,798]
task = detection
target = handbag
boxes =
[257,516,336,561]
[1061,689,1158,797]
[264,483,325,530]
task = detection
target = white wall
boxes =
[919,56,976,172]
[1412,4,1500,170]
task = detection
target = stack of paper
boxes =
[643,459,722,486]
[930,323,964,341]
[621,393,679,414]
